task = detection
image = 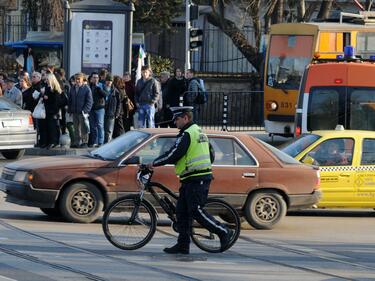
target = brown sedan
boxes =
[0,129,321,229]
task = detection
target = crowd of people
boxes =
[0,65,203,149]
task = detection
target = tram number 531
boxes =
[280,102,293,109]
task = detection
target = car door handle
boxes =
[243,172,256,178]
[339,173,350,177]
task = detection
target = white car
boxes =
[0,97,36,159]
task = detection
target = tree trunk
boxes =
[51,0,64,31]
[206,12,262,72]
[297,0,305,22]
[271,0,284,24]
[365,0,373,10]
[40,0,51,31]
[303,2,319,22]
[317,0,333,20]
[264,0,279,34]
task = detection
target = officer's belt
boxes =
[181,168,212,178]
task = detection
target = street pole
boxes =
[185,0,190,73]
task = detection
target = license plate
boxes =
[2,120,22,127]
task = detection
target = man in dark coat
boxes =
[67,72,93,148]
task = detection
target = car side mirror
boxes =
[123,156,141,165]
[301,154,314,165]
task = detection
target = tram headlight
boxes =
[266,101,278,111]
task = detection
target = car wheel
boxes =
[59,182,103,223]
[244,191,287,230]
[1,149,25,160]
[40,207,62,217]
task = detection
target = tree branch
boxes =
[207,11,261,71]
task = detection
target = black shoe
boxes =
[220,229,234,251]
[163,244,189,255]
[80,143,88,148]
[47,144,58,150]
[70,144,79,148]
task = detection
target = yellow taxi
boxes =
[281,127,375,208]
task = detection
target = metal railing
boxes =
[179,91,264,131]
[0,14,56,44]
[143,25,256,77]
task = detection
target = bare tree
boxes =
[317,0,333,20]
[203,0,335,71]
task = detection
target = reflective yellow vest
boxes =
[175,124,212,181]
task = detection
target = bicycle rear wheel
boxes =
[191,198,240,253]
[102,195,157,250]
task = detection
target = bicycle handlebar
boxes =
[136,164,154,187]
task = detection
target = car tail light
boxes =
[334,78,343,84]
[29,115,34,126]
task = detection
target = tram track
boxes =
[0,219,203,281]
[0,217,372,281]
[157,227,369,280]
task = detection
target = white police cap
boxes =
[170,106,194,120]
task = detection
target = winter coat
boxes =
[135,78,161,106]
[22,87,38,112]
[5,86,22,107]
[67,84,93,114]
[167,77,186,107]
[42,86,60,116]
[90,84,107,110]
[184,78,200,106]
[104,87,121,119]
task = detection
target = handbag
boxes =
[32,98,46,119]
[126,97,135,113]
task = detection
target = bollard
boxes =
[222,94,228,131]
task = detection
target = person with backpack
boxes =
[135,65,161,128]
[184,69,207,120]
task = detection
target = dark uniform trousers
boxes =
[176,178,228,248]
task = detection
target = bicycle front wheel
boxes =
[191,198,240,253]
[102,195,157,250]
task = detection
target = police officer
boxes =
[148,106,232,254]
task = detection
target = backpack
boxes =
[193,78,208,104]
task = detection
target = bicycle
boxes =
[102,164,241,253]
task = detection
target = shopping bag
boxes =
[32,99,46,119]
[82,111,90,134]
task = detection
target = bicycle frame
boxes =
[134,166,179,225]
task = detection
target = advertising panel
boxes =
[69,12,125,75]
[81,20,113,73]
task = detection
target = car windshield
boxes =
[90,130,150,160]
[266,35,313,90]
[280,134,321,157]
[256,139,301,164]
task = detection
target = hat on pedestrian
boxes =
[105,74,113,81]
[170,106,194,120]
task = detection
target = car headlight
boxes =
[13,171,31,183]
